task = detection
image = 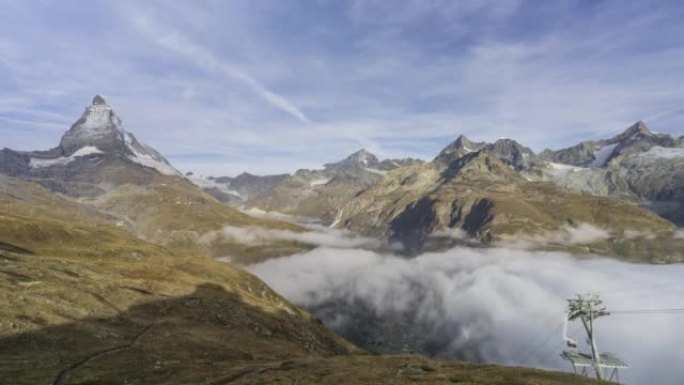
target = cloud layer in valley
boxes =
[216,225,381,251]
[2,1,684,175]
[248,246,684,385]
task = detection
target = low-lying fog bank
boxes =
[247,244,684,385]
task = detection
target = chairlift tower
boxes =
[561,293,627,383]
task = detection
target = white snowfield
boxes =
[589,143,618,168]
[363,167,387,176]
[544,162,589,176]
[124,132,180,176]
[29,146,103,168]
[309,178,332,186]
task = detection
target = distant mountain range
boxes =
[0,95,676,384]
[0,95,308,262]
[534,121,684,225]
[195,120,684,262]
[1,95,682,262]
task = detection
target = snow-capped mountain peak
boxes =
[38,95,181,176]
[59,95,125,156]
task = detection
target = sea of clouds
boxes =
[246,234,684,385]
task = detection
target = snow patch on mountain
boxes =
[123,133,179,176]
[78,102,122,132]
[589,143,618,168]
[309,178,332,186]
[544,162,589,176]
[29,146,103,168]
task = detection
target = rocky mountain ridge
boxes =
[230,121,684,261]
[242,149,423,222]
[0,98,604,385]
[533,121,684,225]
[0,95,311,261]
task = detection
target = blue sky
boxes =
[1,0,683,175]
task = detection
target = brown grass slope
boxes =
[0,175,600,384]
[247,170,382,224]
[81,176,310,261]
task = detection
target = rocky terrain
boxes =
[188,172,289,205]
[0,98,603,385]
[234,122,684,262]
[534,121,684,225]
[333,151,683,262]
[0,96,312,262]
[245,149,422,223]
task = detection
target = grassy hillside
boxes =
[83,177,310,261]
[0,174,602,384]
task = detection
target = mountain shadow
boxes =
[0,283,354,385]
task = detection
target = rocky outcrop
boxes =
[435,136,536,171]
[246,149,423,222]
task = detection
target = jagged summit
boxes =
[434,135,534,170]
[611,120,652,143]
[0,95,182,196]
[59,94,125,156]
[325,148,379,169]
[484,138,536,170]
[92,94,108,105]
[442,150,522,183]
[434,135,486,165]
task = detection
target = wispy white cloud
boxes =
[128,9,311,125]
[1,1,683,175]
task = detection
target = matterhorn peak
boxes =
[58,95,125,156]
[92,94,108,105]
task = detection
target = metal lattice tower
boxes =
[561,293,627,383]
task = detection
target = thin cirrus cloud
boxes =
[128,10,312,125]
[0,1,683,176]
